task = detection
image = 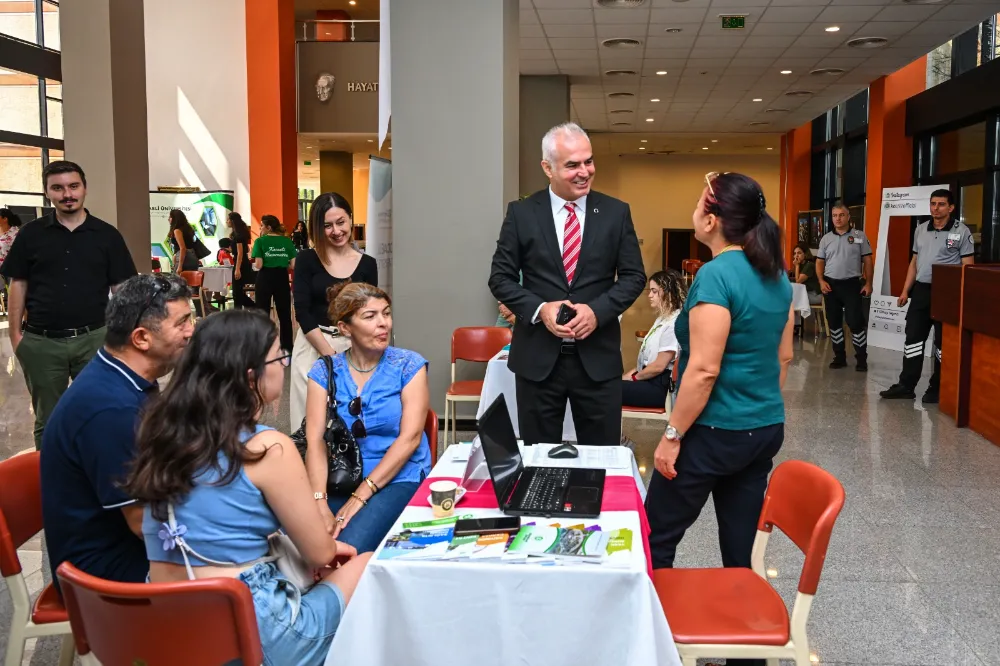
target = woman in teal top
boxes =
[125,310,370,666]
[252,214,297,352]
[646,174,794,603]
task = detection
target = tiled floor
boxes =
[1,324,999,665]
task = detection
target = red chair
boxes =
[57,561,263,666]
[0,451,75,666]
[425,408,439,463]
[653,460,845,666]
[180,270,207,317]
[443,327,511,450]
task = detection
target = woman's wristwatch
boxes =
[665,424,684,441]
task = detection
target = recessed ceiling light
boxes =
[650,98,660,102]
[388,146,392,150]
[656,70,667,76]
[664,28,683,34]
[702,147,708,150]
[640,139,648,143]
[780,69,792,75]
[602,38,643,50]
[753,98,763,102]
[825,26,840,32]
[639,147,645,150]
[767,147,773,150]
[349,0,356,4]
[847,36,888,49]
[645,118,654,122]
[711,139,718,143]
[367,139,374,143]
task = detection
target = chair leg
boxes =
[681,656,697,666]
[58,634,76,666]
[766,659,780,666]
[442,400,450,449]
[3,621,25,666]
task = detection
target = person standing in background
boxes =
[816,203,873,371]
[252,215,297,353]
[228,212,255,309]
[168,209,200,273]
[291,220,310,253]
[0,161,138,449]
[0,208,21,310]
[290,192,378,428]
[489,122,646,447]
[881,189,974,404]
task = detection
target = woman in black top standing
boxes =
[169,209,200,273]
[228,212,255,309]
[289,192,377,428]
[291,220,309,252]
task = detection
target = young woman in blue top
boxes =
[306,280,431,554]
[646,174,794,608]
[125,309,370,666]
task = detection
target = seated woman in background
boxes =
[306,281,431,554]
[126,310,370,666]
[790,242,822,305]
[623,269,686,408]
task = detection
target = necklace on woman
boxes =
[718,243,743,254]
[347,349,384,373]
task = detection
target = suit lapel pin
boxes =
[593,208,599,214]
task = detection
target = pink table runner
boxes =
[408,474,654,578]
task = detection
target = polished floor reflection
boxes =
[1,328,998,665]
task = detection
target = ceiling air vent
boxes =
[605,69,637,77]
[602,38,643,49]
[609,109,634,114]
[847,37,888,49]
[611,122,632,127]
[765,108,790,113]
[902,0,943,4]
[595,0,647,7]
[608,92,635,98]
[664,28,684,34]
[811,67,845,76]
[748,121,770,126]
[784,90,815,97]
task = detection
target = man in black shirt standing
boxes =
[0,161,137,449]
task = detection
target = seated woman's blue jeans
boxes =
[327,481,420,553]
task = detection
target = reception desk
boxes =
[933,264,1000,446]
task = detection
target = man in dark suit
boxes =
[488,122,646,446]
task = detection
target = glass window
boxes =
[933,121,987,175]
[46,96,62,139]
[42,0,59,50]
[812,113,828,146]
[0,67,41,135]
[959,183,984,235]
[844,90,868,133]
[0,1,37,43]
[0,143,43,195]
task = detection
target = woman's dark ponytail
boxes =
[708,173,785,279]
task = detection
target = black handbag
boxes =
[192,235,211,259]
[290,355,363,496]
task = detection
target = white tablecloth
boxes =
[325,444,679,666]
[791,283,812,318]
[198,266,232,292]
[477,351,577,442]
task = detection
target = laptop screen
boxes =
[476,396,525,508]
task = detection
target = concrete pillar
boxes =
[520,75,570,196]
[390,0,519,415]
[319,151,355,211]
[60,0,150,268]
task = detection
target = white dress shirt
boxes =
[532,188,588,325]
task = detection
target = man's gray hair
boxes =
[831,201,850,213]
[104,273,191,349]
[541,122,589,166]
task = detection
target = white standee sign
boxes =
[868,184,946,353]
[366,157,393,298]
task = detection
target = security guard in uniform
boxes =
[816,203,873,371]
[881,189,975,404]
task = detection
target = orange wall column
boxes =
[865,56,926,292]
[780,122,812,264]
[245,0,298,231]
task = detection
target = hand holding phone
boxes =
[556,303,577,326]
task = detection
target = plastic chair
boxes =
[180,270,207,317]
[444,327,512,450]
[621,360,678,428]
[56,561,263,666]
[425,409,439,463]
[809,301,829,340]
[653,460,845,666]
[0,451,75,666]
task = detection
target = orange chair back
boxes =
[424,409,439,461]
[0,451,41,577]
[757,460,845,595]
[180,270,204,288]
[56,561,263,666]
[451,326,511,364]
[688,260,704,276]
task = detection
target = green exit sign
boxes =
[304,161,312,166]
[721,15,745,29]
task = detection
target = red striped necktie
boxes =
[562,202,581,283]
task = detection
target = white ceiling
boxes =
[519,0,1000,137]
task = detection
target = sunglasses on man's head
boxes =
[348,396,366,439]
[132,276,175,332]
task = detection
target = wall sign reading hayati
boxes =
[347,81,378,92]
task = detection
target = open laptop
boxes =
[477,396,606,518]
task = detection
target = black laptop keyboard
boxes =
[521,468,570,512]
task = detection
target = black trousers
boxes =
[898,281,941,392]
[231,267,256,310]
[515,349,621,446]
[256,267,293,351]
[823,276,867,362]
[622,372,670,408]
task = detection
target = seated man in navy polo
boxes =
[41,273,194,586]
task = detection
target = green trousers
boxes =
[14,327,106,450]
